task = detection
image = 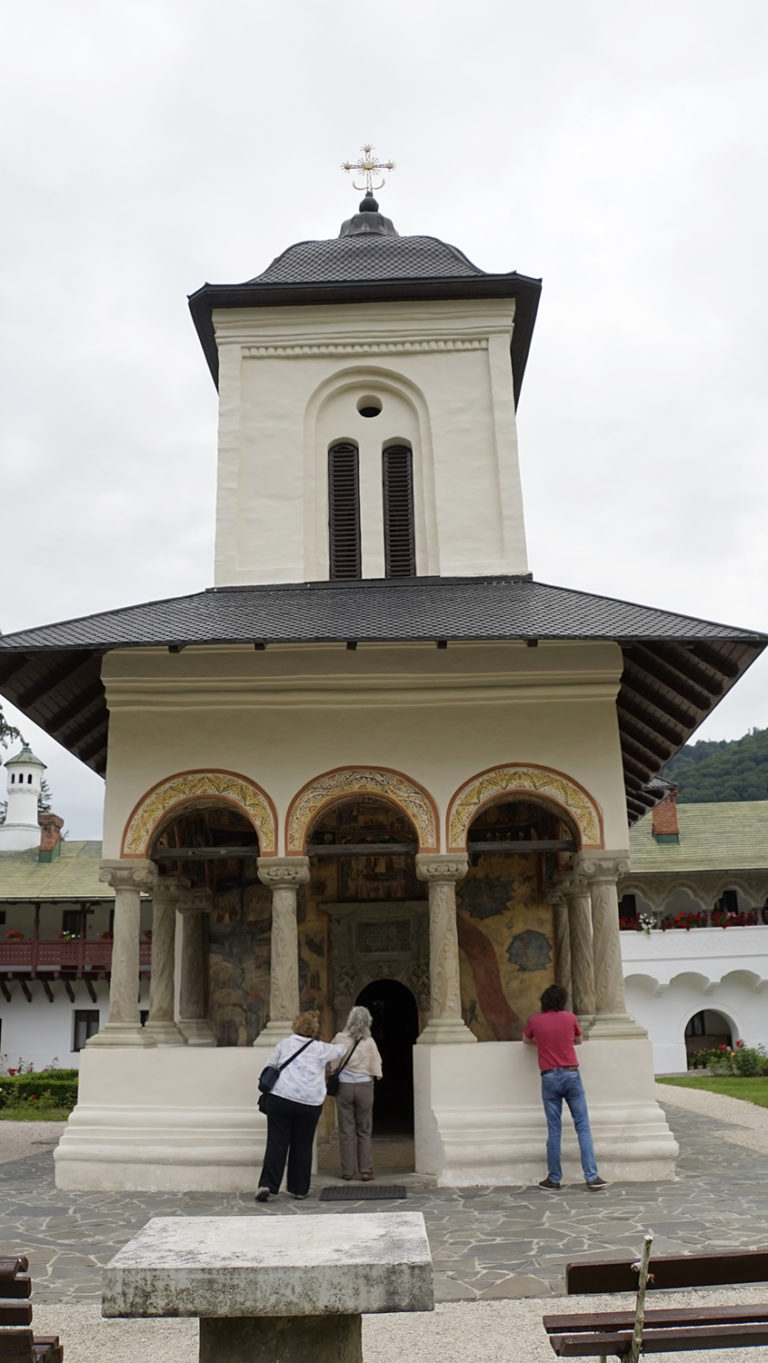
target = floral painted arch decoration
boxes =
[121,769,277,858]
[447,763,603,852]
[285,765,438,855]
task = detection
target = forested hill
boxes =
[661,727,768,802]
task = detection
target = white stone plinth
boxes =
[414,1037,678,1185]
[103,1213,433,1363]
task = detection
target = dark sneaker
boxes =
[255,1186,271,1202]
[538,1178,562,1190]
[586,1177,607,1190]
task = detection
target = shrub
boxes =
[0,1070,78,1111]
[706,1041,768,1078]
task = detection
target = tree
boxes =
[0,703,21,752]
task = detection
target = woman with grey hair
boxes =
[330,1005,383,1181]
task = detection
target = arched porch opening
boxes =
[302,791,427,1155]
[147,794,266,1049]
[458,794,581,1041]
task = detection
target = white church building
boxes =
[0,168,764,1190]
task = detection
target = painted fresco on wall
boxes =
[456,800,565,1041]
[152,803,271,1047]
[300,798,425,1041]
[207,875,272,1046]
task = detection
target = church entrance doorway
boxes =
[356,978,419,1134]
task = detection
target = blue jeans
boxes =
[541,1068,598,1184]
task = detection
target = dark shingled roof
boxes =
[253,234,487,285]
[187,210,541,404]
[1,575,764,824]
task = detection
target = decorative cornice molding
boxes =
[242,338,488,358]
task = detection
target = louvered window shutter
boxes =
[328,442,361,579]
[383,444,416,577]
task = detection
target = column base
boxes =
[179,1019,217,1046]
[416,1017,477,1045]
[143,1020,188,1046]
[252,1020,294,1048]
[87,1024,157,1048]
[589,1012,648,1040]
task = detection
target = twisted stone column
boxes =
[578,853,646,1039]
[546,884,573,1012]
[178,888,216,1046]
[254,857,310,1047]
[144,878,187,1046]
[89,860,158,1047]
[415,854,476,1044]
[559,875,596,1026]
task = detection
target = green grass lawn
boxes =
[0,1107,72,1121]
[657,1075,768,1108]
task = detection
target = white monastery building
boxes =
[0,161,765,1191]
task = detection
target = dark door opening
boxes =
[356,979,419,1135]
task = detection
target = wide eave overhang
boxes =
[188,271,541,406]
[1,576,764,826]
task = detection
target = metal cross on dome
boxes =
[342,143,396,194]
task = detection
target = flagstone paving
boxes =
[2,1098,767,1304]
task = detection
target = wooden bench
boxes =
[543,1237,768,1361]
[0,1255,63,1362]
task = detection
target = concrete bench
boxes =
[102,1212,433,1363]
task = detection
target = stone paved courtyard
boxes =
[2,1086,767,1305]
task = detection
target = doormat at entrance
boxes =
[319,1185,407,1202]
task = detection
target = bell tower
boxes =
[188,153,541,589]
[0,742,45,850]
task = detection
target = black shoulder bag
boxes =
[326,1039,360,1097]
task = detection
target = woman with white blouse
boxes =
[331,1005,383,1182]
[255,1010,345,1202]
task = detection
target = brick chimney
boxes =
[38,812,64,862]
[652,787,679,841]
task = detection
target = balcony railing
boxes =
[0,940,152,973]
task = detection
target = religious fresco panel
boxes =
[457,800,561,1040]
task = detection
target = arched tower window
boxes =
[328,441,361,579]
[382,443,416,577]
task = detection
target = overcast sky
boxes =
[1,0,767,838]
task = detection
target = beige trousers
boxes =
[336,1080,375,1177]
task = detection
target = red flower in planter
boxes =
[5,929,23,940]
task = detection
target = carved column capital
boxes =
[152,876,191,907]
[555,873,590,900]
[415,854,468,885]
[176,887,213,915]
[575,851,631,883]
[99,859,158,892]
[257,856,310,890]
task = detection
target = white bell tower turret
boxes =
[0,742,46,850]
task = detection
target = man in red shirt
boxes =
[523,984,607,1191]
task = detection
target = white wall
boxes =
[100,639,630,857]
[213,298,527,585]
[621,925,768,1072]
